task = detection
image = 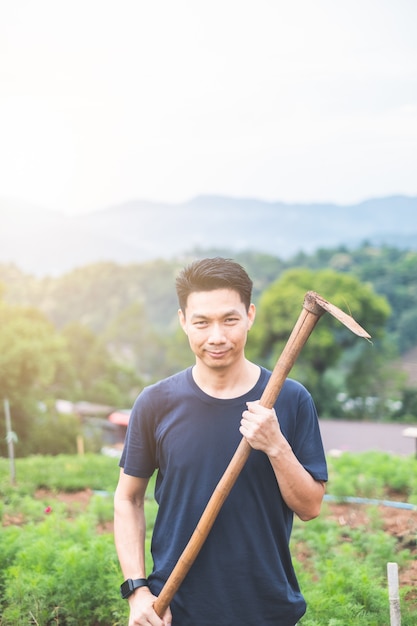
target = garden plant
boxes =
[0,452,416,625]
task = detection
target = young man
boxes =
[114,257,328,626]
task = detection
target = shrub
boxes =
[1,452,417,624]
[0,517,126,625]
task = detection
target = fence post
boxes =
[4,398,16,485]
[387,562,401,626]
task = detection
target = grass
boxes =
[292,505,415,625]
[0,452,416,624]
[325,451,417,504]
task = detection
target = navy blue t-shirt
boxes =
[120,366,328,626]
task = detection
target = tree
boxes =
[103,301,165,381]
[61,321,142,406]
[0,300,69,455]
[246,268,391,417]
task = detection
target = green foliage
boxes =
[1,245,416,359]
[0,455,124,624]
[0,453,120,495]
[0,260,181,335]
[0,405,97,458]
[397,387,417,421]
[249,267,389,362]
[0,302,66,402]
[28,411,82,456]
[0,301,75,455]
[290,245,417,355]
[0,454,157,625]
[0,516,125,625]
[103,301,171,381]
[1,453,417,624]
[0,300,142,456]
[60,321,143,405]
[1,245,417,438]
[294,452,417,623]
[326,451,417,503]
[293,510,416,625]
[246,267,391,415]
[163,324,195,375]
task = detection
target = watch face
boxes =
[120,578,148,598]
[120,580,132,598]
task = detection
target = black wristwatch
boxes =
[120,578,149,599]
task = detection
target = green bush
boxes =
[0,453,120,495]
[1,452,417,624]
[28,412,83,456]
[292,507,417,625]
[0,517,126,625]
[326,452,417,501]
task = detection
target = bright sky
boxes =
[1,0,416,214]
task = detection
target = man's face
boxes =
[178,288,255,370]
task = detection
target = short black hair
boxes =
[176,257,253,313]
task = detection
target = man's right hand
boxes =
[128,587,172,626]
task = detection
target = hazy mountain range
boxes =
[1,194,416,276]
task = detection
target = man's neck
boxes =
[192,360,260,399]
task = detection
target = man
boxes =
[114,257,328,626]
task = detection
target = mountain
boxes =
[1,195,417,276]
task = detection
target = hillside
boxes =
[1,194,417,276]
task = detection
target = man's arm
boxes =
[240,401,325,521]
[114,469,172,625]
[114,470,149,580]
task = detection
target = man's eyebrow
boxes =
[189,313,209,320]
[223,309,243,317]
[190,309,242,320]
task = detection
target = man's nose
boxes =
[208,324,226,343]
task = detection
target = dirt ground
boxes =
[323,501,417,592]
[3,488,415,604]
[27,489,417,596]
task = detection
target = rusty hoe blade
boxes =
[303,291,371,339]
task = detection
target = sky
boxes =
[1,0,416,215]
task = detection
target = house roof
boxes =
[108,410,130,427]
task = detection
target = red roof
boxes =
[108,410,130,427]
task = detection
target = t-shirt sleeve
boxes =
[278,379,328,483]
[119,388,157,478]
[294,393,328,482]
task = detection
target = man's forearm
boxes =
[114,496,147,578]
[268,440,325,521]
[240,402,325,521]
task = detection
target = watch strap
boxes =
[120,577,149,599]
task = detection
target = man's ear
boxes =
[247,303,256,330]
[178,308,187,334]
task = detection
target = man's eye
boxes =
[225,318,239,324]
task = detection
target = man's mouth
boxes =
[206,350,228,359]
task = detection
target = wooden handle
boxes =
[153,297,325,617]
